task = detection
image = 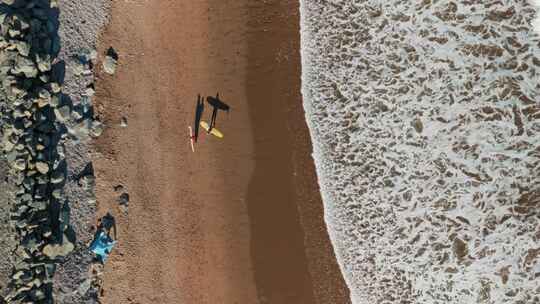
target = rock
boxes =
[54,105,71,122]
[103,56,117,74]
[12,158,26,171]
[77,278,92,295]
[50,94,61,107]
[3,138,15,152]
[72,108,83,120]
[120,116,128,127]
[39,73,50,83]
[90,120,103,137]
[114,184,123,192]
[80,175,95,192]
[29,200,47,211]
[12,56,38,78]
[42,226,52,238]
[412,118,423,134]
[118,193,129,205]
[15,41,30,56]
[11,270,30,281]
[50,170,64,184]
[36,54,51,72]
[453,237,468,260]
[35,161,49,174]
[72,61,85,76]
[52,189,62,199]
[44,263,55,277]
[41,238,74,259]
[50,82,61,93]
[84,86,95,97]
[80,48,98,62]
[70,119,91,138]
[103,47,118,74]
[30,289,46,301]
[8,28,21,38]
[22,177,34,190]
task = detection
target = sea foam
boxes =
[300,1,540,303]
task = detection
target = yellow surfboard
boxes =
[200,121,224,138]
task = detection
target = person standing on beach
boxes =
[206,93,230,132]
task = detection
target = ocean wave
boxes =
[300,1,540,303]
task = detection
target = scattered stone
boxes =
[77,278,92,295]
[102,47,118,75]
[72,61,85,76]
[453,237,468,260]
[71,119,91,138]
[89,120,103,137]
[412,118,423,134]
[84,86,95,97]
[79,175,95,191]
[118,193,129,205]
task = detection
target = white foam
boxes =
[300,1,540,303]
[531,0,540,34]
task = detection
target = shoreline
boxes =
[244,1,351,303]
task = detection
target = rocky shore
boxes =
[0,0,108,303]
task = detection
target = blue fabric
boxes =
[89,231,116,262]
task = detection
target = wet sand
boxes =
[93,1,349,303]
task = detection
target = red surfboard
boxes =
[188,126,195,152]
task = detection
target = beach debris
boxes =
[113,184,124,192]
[89,231,116,263]
[102,47,118,75]
[90,213,117,262]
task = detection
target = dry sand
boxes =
[92,1,350,303]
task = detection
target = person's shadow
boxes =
[194,94,204,141]
[206,93,230,130]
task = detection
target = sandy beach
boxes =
[1,1,538,303]
[92,1,349,303]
